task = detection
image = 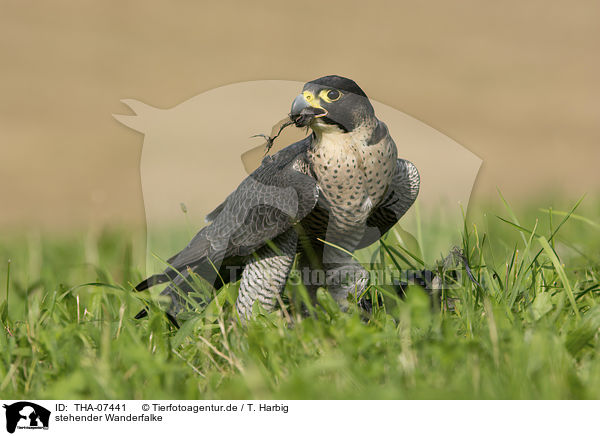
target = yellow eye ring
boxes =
[319,89,342,103]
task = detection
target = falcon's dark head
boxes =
[290,75,375,133]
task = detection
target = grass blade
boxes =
[538,236,579,320]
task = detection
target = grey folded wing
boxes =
[165,138,319,272]
[358,158,420,249]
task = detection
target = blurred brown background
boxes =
[1,0,598,230]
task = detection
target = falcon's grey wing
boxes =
[135,137,318,292]
[358,158,420,249]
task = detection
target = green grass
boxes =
[0,197,599,399]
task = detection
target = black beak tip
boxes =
[290,94,327,127]
[291,109,326,128]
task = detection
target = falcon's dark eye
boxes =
[326,89,341,101]
[319,88,342,103]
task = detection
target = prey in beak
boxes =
[253,89,339,155]
[290,92,327,127]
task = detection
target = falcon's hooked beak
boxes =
[290,91,327,128]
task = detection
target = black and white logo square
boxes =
[3,402,50,434]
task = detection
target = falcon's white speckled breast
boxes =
[308,121,397,225]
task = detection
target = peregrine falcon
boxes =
[134,75,420,323]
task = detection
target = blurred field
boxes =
[1,0,599,230]
[0,198,598,399]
